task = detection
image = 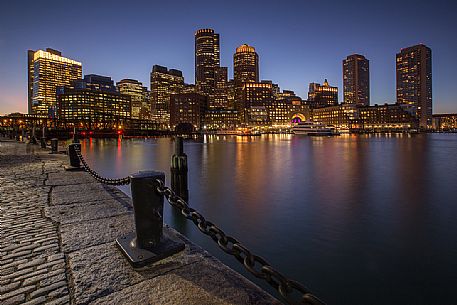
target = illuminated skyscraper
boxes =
[307,79,338,108]
[28,49,82,116]
[195,29,220,104]
[396,44,432,129]
[117,79,148,119]
[214,67,228,108]
[343,54,370,106]
[234,44,259,105]
[150,65,184,124]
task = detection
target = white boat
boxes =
[292,120,338,136]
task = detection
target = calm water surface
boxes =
[80,134,457,305]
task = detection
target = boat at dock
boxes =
[292,120,339,136]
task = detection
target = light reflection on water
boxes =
[80,134,457,305]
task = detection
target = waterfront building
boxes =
[150,65,184,125]
[343,54,370,106]
[311,104,358,129]
[170,93,207,131]
[311,103,418,132]
[57,75,131,130]
[204,109,240,131]
[307,79,338,108]
[396,44,432,129]
[214,67,228,108]
[358,103,418,131]
[240,82,274,126]
[195,29,220,104]
[270,92,309,127]
[432,113,457,131]
[117,79,148,119]
[234,44,259,106]
[28,49,82,116]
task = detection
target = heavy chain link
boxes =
[155,179,325,305]
[73,145,131,185]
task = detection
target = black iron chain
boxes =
[155,179,325,305]
[73,146,131,185]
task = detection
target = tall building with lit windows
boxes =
[117,79,148,119]
[195,29,220,104]
[307,79,338,108]
[234,44,259,105]
[343,54,370,106]
[150,65,184,124]
[57,75,131,130]
[28,49,82,116]
[240,82,273,126]
[396,44,432,129]
[214,67,228,108]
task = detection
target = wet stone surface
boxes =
[0,138,280,305]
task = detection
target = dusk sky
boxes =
[1,0,456,114]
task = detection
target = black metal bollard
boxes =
[65,143,82,170]
[41,127,46,148]
[171,136,189,201]
[50,138,58,153]
[73,127,80,143]
[116,171,185,268]
[29,126,38,144]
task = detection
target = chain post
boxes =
[65,143,83,171]
[29,125,38,144]
[50,138,58,153]
[171,136,189,201]
[73,126,80,143]
[41,126,47,148]
[116,171,185,267]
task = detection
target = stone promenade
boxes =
[0,139,280,305]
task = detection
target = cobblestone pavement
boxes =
[0,138,281,305]
[1,140,70,305]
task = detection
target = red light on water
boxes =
[117,130,123,135]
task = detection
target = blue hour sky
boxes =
[0,0,456,114]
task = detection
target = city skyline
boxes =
[1,0,456,114]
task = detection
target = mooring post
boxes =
[116,171,185,267]
[30,125,38,144]
[50,138,58,153]
[14,127,20,141]
[171,136,189,201]
[66,143,82,170]
[73,126,79,143]
[41,126,47,148]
